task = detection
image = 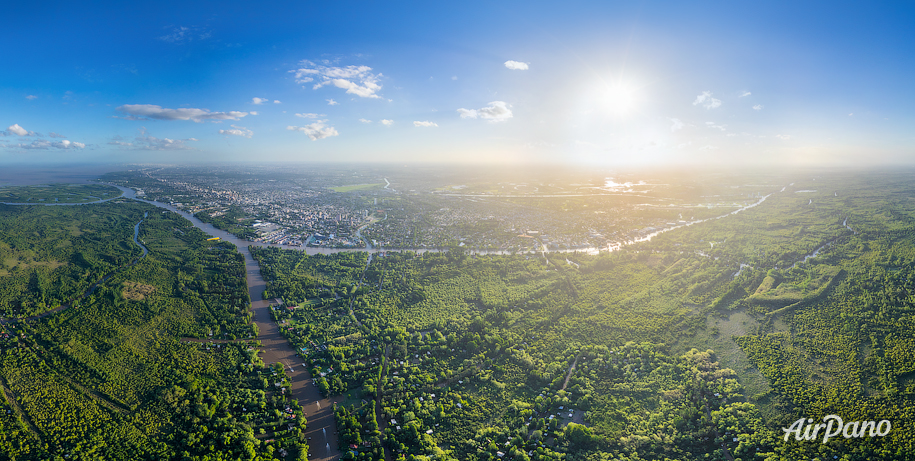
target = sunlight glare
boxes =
[602,83,638,116]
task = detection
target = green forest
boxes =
[0,184,121,204]
[252,172,915,461]
[0,201,307,460]
[5,171,915,460]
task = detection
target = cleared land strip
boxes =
[561,355,579,390]
[180,337,259,344]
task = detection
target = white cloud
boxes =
[693,91,721,109]
[274,100,281,104]
[105,128,194,150]
[158,25,211,43]
[456,101,513,122]
[775,134,792,140]
[12,139,84,150]
[327,99,339,106]
[457,108,477,119]
[18,140,51,150]
[219,125,253,138]
[25,95,37,100]
[705,121,727,131]
[359,118,372,123]
[380,119,394,126]
[296,113,323,118]
[48,132,66,138]
[413,121,438,127]
[53,140,85,149]
[753,105,764,111]
[7,124,30,136]
[287,121,339,140]
[250,111,258,115]
[739,91,752,98]
[115,104,248,122]
[252,97,268,105]
[669,118,684,132]
[292,60,383,99]
[132,128,197,150]
[504,60,529,70]
[451,76,458,80]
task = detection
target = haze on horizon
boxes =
[1,1,913,168]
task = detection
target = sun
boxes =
[602,83,638,116]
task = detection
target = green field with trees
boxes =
[0,201,307,460]
[0,183,121,204]
[253,171,915,460]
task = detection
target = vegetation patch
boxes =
[121,281,156,300]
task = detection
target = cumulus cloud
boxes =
[291,60,383,99]
[456,101,513,122]
[48,132,66,138]
[295,113,323,118]
[669,118,684,132]
[115,104,248,122]
[219,125,253,138]
[287,121,339,140]
[25,95,37,100]
[380,119,394,126]
[359,118,372,123]
[693,91,721,109]
[327,99,339,105]
[413,121,438,127]
[53,140,85,148]
[250,111,258,116]
[252,97,268,105]
[7,124,30,136]
[739,91,752,98]
[705,121,727,131]
[775,134,792,140]
[504,60,529,70]
[753,104,763,110]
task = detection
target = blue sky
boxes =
[2,1,913,166]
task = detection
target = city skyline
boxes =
[2,1,914,166]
